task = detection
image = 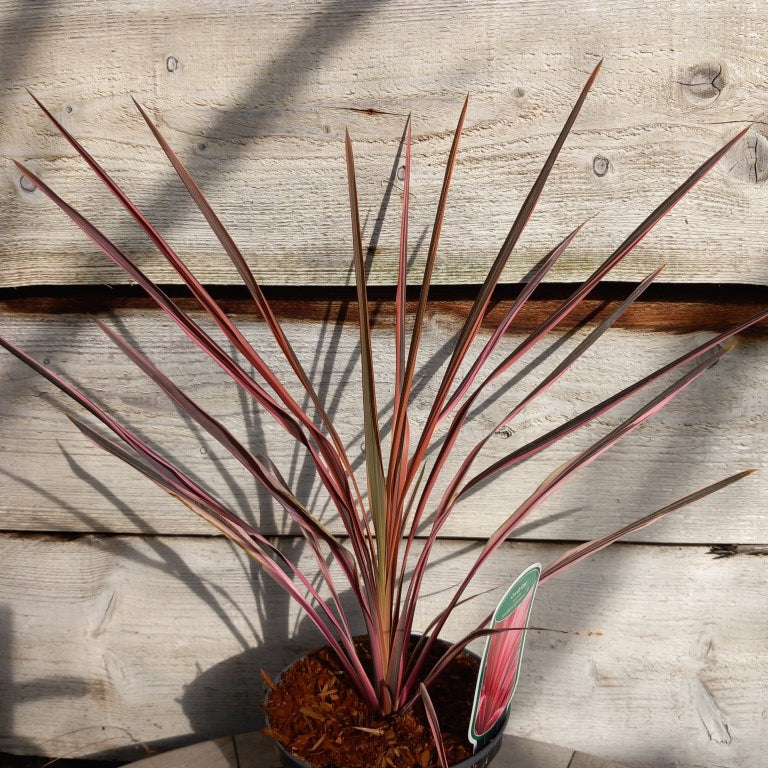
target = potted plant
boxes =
[1,61,764,768]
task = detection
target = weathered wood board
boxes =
[1,309,766,543]
[0,534,765,767]
[1,0,768,287]
[2,3,768,768]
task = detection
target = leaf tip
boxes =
[721,125,751,154]
[587,58,604,84]
[735,125,751,140]
[13,160,36,184]
[132,97,151,122]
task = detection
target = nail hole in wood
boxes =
[592,154,610,177]
[19,175,36,193]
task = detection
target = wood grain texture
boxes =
[0,535,765,767]
[2,310,766,543]
[1,1,768,288]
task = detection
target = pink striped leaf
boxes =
[403,61,603,496]
[394,268,661,663]
[128,99,360,504]
[460,303,768,498]
[13,162,357,529]
[540,469,755,582]
[390,96,469,515]
[20,99,357,509]
[420,683,449,768]
[401,345,725,689]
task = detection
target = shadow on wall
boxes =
[115,0,392,255]
[0,471,339,762]
[0,0,391,760]
[6,0,393,275]
[179,593,365,747]
[0,604,90,757]
[0,118,416,759]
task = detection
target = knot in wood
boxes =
[677,62,725,105]
[725,131,768,185]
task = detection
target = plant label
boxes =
[468,562,541,749]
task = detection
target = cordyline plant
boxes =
[2,61,765,751]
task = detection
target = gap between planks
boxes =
[4,531,766,558]
[2,291,768,336]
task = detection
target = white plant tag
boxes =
[468,562,541,749]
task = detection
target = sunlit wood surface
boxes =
[1,0,767,288]
[1,2,767,768]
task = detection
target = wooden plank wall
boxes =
[0,2,767,767]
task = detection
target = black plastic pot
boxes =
[264,637,509,768]
[269,711,507,768]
